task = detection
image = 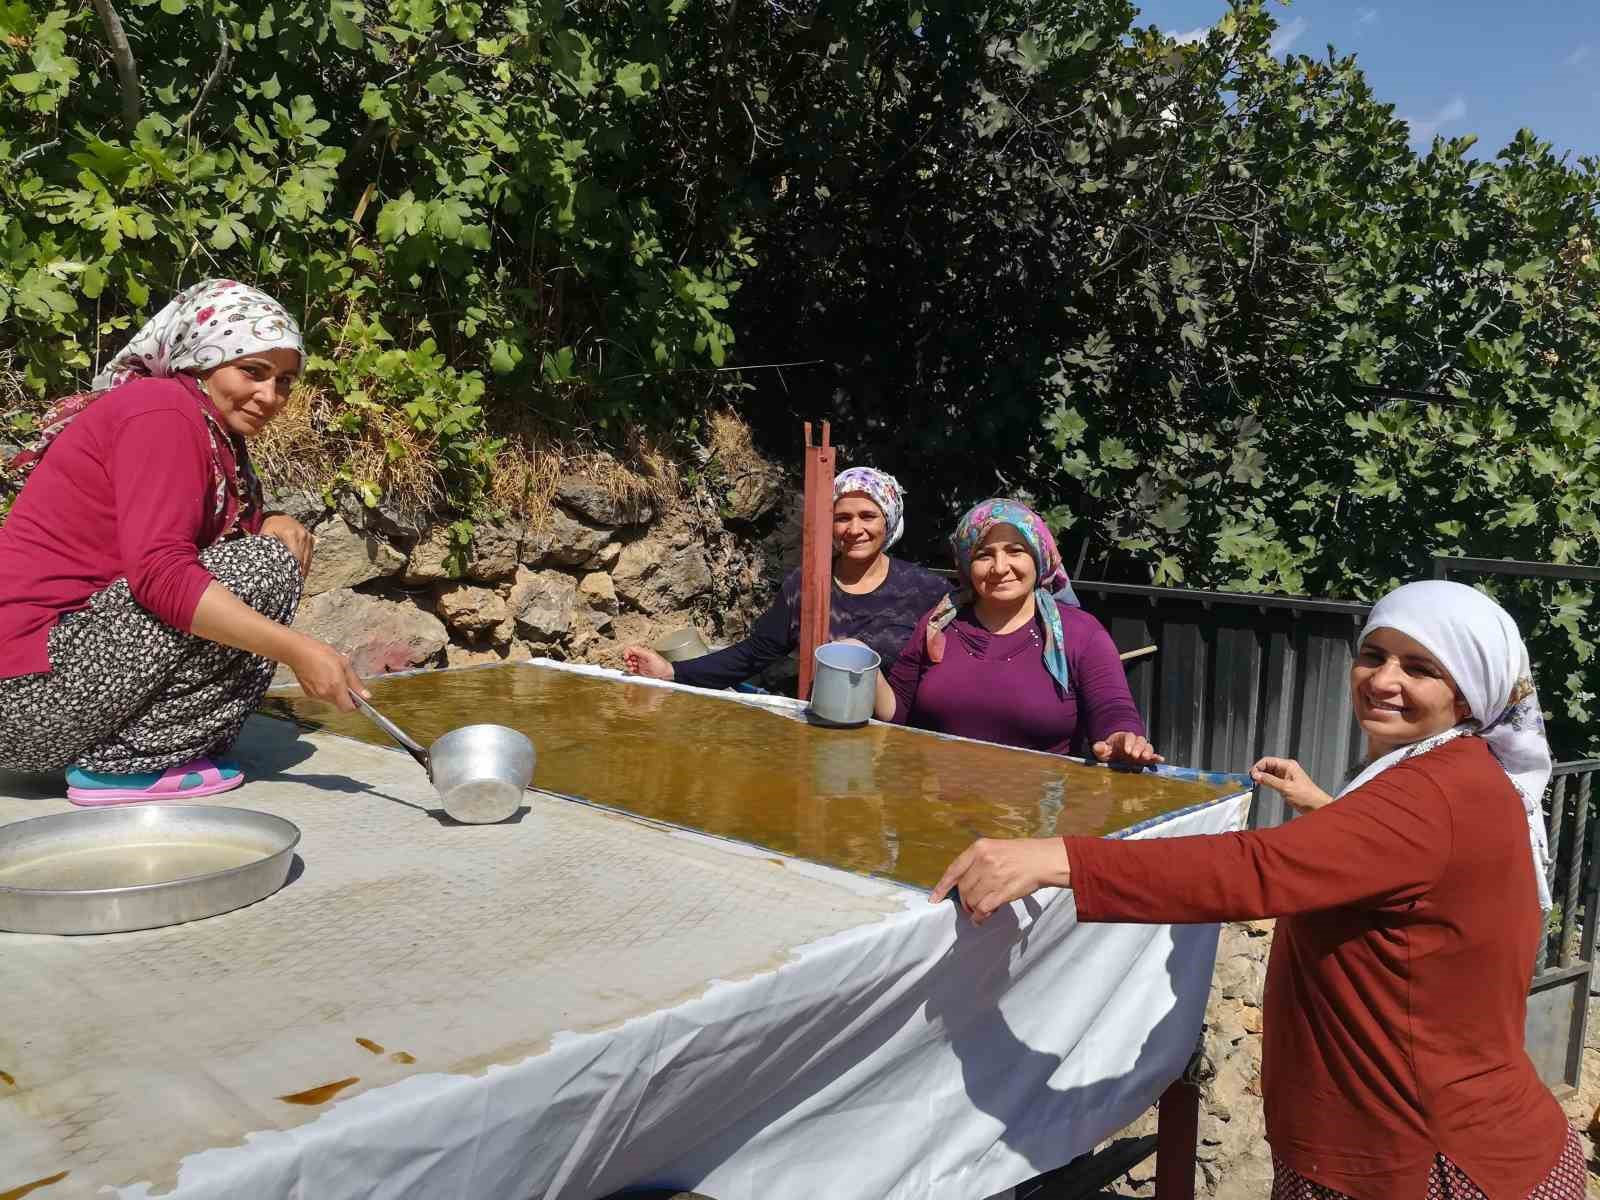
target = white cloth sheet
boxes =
[0,664,1248,1200]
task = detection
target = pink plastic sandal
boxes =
[66,759,245,807]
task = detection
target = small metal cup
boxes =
[652,627,711,663]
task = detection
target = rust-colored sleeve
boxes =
[1067,758,1454,924]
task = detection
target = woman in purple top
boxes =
[869,498,1159,765]
[622,467,949,690]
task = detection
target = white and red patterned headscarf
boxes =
[92,277,302,388]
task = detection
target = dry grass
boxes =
[0,350,34,421]
[486,433,564,528]
[707,407,772,488]
[253,383,690,531]
[615,426,681,507]
[252,383,447,526]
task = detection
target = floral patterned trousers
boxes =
[1271,1126,1586,1200]
[0,536,300,775]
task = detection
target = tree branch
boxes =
[9,138,61,168]
[183,21,231,134]
[89,0,141,133]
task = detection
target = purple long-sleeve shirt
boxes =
[673,558,950,691]
[885,598,1145,755]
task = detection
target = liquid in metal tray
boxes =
[0,804,300,935]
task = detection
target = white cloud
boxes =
[1563,44,1592,67]
[1170,26,1210,45]
[1356,7,1379,26]
[1269,16,1310,55]
[1402,95,1469,144]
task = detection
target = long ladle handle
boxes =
[349,691,431,773]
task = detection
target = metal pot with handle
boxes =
[350,692,535,824]
[808,641,881,727]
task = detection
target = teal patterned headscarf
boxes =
[929,498,1073,693]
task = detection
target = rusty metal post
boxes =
[1154,1070,1201,1200]
[797,421,835,700]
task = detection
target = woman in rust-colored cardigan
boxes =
[933,581,1583,1200]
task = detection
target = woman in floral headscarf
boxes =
[870,498,1157,764]
[932,580,1582,1200]
[623,466,949,692]
[0,278,367,805]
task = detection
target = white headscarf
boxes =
[92,277,302,389]
[1338,580,1554,912]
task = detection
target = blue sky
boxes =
[1129,1,1600,163]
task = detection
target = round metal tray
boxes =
[0,805,300,935]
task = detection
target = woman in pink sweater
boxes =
[0,279,366,805]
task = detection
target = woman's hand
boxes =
[1250,757,1333,812]
[1092,730,1164,767]
[930,837,1072,924]
[261,514,314,578]
[623,645,675,681]
[287,636,368,712]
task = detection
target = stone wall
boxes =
[267,456,792,685]
[1101,923,1600,1198]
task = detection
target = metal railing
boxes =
[1528,758,1600,1096]
[1433,556,1600,585]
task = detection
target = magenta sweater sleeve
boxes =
[112,411,216,632]
[1061,607,1146,744]
[885,609,934,724]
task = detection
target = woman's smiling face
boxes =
[833,493,887,562]
[969,523,1038,603]
[1350,627,1471,755]
[198,347,301,439]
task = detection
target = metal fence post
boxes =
[1154,1044,1205,1200]
[1154,1079,1198,1200]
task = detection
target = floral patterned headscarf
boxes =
[928,498,1074,693]
[8,279,301,540]
[91,277,302,388]
[1337,580,1554,913]
[833,466,906,550]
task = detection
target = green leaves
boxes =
[330,0,365,50]
[274,95,331,143]
[1097,438,1137,470]
[5,3,76,113]
[613,62,659,100]
[207,213,250,249]
[375,191,425,243]
[1043,403,1088,448]
[14,268,75,318]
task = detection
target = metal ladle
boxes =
[349,691,535,824]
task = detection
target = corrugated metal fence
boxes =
[1073,579,1369,829]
